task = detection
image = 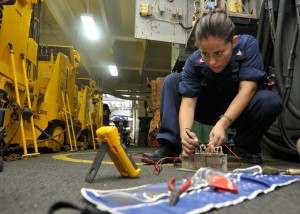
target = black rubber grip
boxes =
[85,142,108,183]
[121,143,138,169]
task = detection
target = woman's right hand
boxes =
[181,130,199,157]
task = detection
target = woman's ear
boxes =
[232,35,238,47]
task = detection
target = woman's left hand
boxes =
[208,124,226,147]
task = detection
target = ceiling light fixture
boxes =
[81,14,99,40]
[109,65,118,76]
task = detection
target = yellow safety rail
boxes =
[62,91,78,151]
[89,112,96,150]
[8,42,40,158]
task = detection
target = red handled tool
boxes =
[208,175,238,193]
[168,177,192,206]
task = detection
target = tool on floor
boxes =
[168,177,191,206]
[208,174,238,193]
[85,126,141,183]
[262,166,300,175]
[181,128,227,172]
[81,166,300,213]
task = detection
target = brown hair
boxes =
[195,8,235,43]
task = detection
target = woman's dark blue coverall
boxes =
[157,35,282,154]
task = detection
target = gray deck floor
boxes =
[1,147,300,214]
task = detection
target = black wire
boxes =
[256,0,267,46]
[273,0,287,96]
[267,0,276,45]
[273,0,300,120]
[278,90,297,151]
[261,0,300,159]
[261,13,271,65]
[179,22,192,30]
[277,18,299,152]
[263,135,300,161]
[267,126,300,138]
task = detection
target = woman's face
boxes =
[198,35,238,73]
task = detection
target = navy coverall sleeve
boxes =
[178,53,202,98]
[238,36,265,81]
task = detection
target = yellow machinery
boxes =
[33,45,80,151]
[77,78,103,149]
[0,0,101,155]
[0,0,40,157]
[92,92,103,128]
[0,0,78,153]
[226,0,243,12]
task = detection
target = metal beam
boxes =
[118,66,140,72]
[112,36,142,43]
[143,68,170,73]
[97,0,112,54]
[99,86,149,101]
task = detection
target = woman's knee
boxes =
[163,72,182,88]
[255,90,283,114]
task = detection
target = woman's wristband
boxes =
[219,114,233,124]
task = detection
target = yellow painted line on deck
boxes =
[52,152,174,166]
[52,152,100,164]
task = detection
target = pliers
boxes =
[168,177,192,206]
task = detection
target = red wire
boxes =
[132,156,159,165]
[223,144,240,161]
[133,147,241,173]
[223,144,242,168]
[132,156,180,175]
[132,156,161,175]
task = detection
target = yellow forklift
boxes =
[0,0,102,159]
[76,78,103,149]
[0,0,41,158]
[0,0,87,156]
[33,44,81,152]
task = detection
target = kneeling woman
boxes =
[145,8,282,164]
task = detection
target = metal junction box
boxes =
[181,153,228,172]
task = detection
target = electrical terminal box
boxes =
[181,146,227,172]
[181,153,227,172]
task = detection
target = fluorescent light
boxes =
[123,95,130,97]
[115,89,130,92]
[109,65,118,76]
[81,14,99,40]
